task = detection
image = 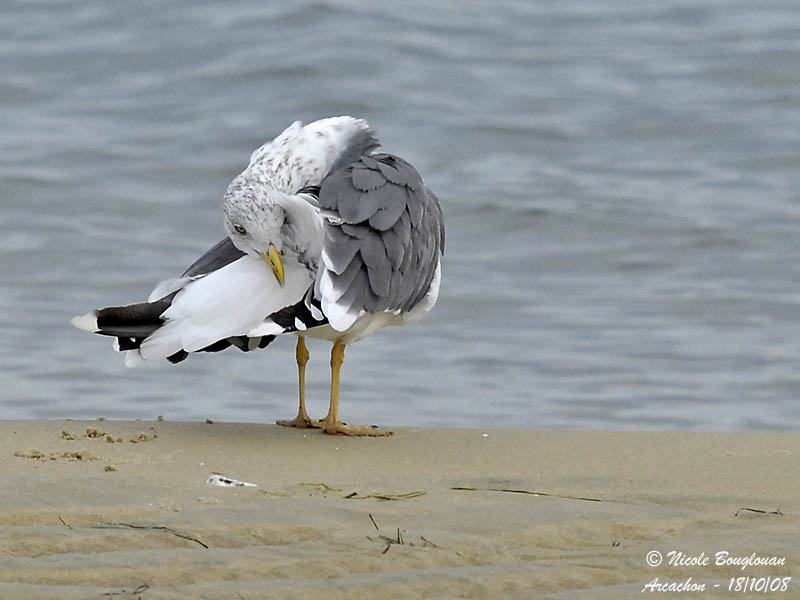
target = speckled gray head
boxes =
[222,173,325,288]
[222,175,289,286]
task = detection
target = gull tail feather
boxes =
[71,291,280,367]
[70,294,178,363]
[73,295,176,340]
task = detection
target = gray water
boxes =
[2,1,799,431]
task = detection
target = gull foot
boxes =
[321,419,392,437]
[276,415,322,429]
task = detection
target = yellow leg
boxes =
[322,339,345,425]
[321,340,391,436]
[276,336,321,429]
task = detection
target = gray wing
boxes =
[182,237,245,277]
[148,237,246,302]
[315,153,444,329]
[327,126,380,175]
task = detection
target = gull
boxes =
[71,116,445,436]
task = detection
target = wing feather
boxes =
[319,255,363,302]
[314,153,444,330]
[380,228,406,270]
[321,226,360,275]
[351,163,387,191]
[147,238,245,302]
[367,184,409,231]
[139,254,313,359]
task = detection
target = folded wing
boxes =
[315,154,445,331]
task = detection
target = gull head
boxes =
[222,177,291,287]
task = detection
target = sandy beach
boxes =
[0,420,796,599]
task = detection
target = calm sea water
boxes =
[2,1,799,431]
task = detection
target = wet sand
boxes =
[0,420,797,599]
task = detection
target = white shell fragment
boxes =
[206,474,258,488]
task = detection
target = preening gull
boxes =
[71,116,445,436]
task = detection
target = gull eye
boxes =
[233,224,247,235]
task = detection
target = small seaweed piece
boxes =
[420,536,438,548]
[734,507,784,517]
[102,584,150,597]
[14,449,45,460]
[345,491,426,501]
[300,482,343,492]
[94,523,209,549]
[451,486,602,502]
[373,529,405,554]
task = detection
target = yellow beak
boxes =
[260,244,285,287]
